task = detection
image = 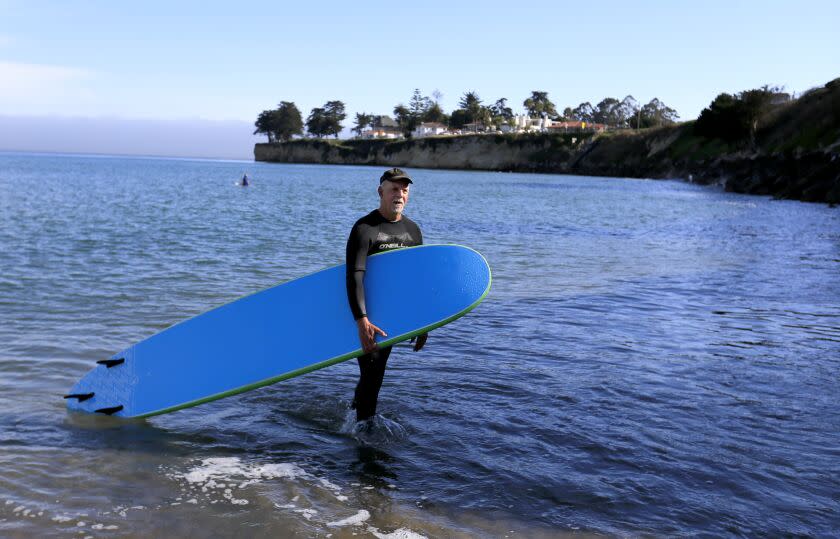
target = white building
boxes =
[412,122,448,138]
[361,128,401,139]
[513,114,551,132]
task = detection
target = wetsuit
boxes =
[346,210,423,421]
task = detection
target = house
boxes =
[412,122,448,138]
[512,114,550,131]
[361,115,403,139]
[362,128,402,139]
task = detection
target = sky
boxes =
[1,0,838,158]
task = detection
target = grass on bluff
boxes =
[758,78,840,153]
[667,125,734,161]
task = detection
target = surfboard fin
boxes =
[63,392,95,402]
[96,358,125,368]
[94,405,124,415]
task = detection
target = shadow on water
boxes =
[350,444,399,485]
[53,386,413,482]
[59,411,226,457]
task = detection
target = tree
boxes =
[490,98,514,124]
[422,102,447,124]
[393,104,414,137]
[694,93,739,140]
[523,91,557,119]
[638,98,679,128]
[593,97,620,126]
[454,91,490,130]
[459,91,483,120]
[449,109,470,129]
[409,88,433,118]
[694,86,781,144]
[254,110,277,142]
[614,95,639,128]
[305,101,345,138]
[478,107,492,127]
[569,102,595,123]
[274,101,304,141]
[253,101,303,142]
[394,89,440,136]
[323,100,346,138]
[446,91,495,130]
[306,107,328,138]
[353,112,373,137]
[738,86,782,145]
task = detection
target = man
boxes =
[345,167,427,423]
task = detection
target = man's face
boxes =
[379,179,410,215]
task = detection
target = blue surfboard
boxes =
[65,245,491,418]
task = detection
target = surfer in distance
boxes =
[345,167,427,423]
[240,173,249,186]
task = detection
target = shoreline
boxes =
[256,78,840,205]
[255,131,840,205]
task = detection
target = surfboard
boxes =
[65,244,491,418]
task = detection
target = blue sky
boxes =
[1,0,838,156]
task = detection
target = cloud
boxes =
[0,61,95,110]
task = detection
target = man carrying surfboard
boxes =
[346,168,427,422]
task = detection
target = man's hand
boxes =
[411,333,428,352]
[356,316,386,353]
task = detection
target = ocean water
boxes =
[0,152,838,538]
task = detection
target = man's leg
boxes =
[352,345,393,421]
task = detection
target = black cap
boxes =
[379,168,413,184]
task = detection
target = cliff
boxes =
[255,78,840,204]
[255,133,587,172]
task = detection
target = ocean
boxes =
[1,152,838,537]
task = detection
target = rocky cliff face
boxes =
[255,133,583,172]
[255,132,839,204]
[698,152,840,202]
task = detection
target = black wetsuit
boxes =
[346,210,423,421]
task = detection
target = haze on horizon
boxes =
[1,0,838,159]
[0,115,258,160]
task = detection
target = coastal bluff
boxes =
[255,133,587,172]
[256,79,840,204]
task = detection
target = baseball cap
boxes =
[379,168,413,184]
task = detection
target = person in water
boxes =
[241,173,249,186]
[345,168,427,422]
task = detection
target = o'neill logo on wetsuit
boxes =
[375,232,415,252]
